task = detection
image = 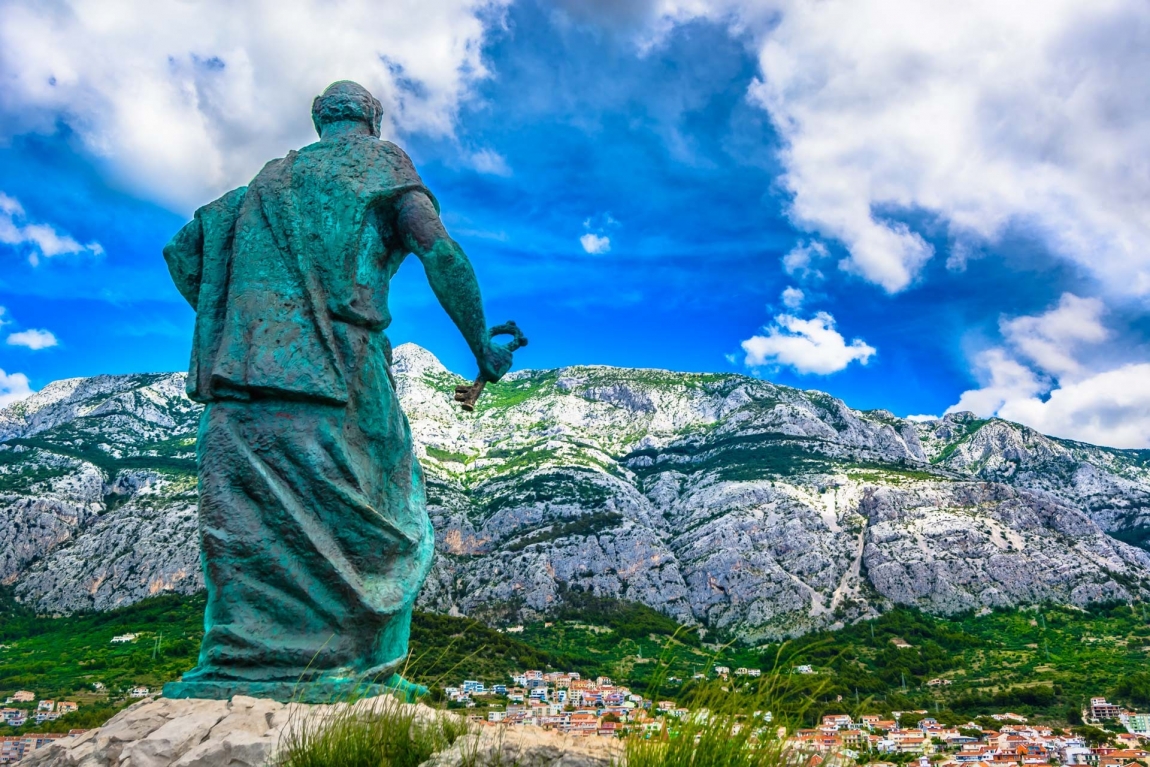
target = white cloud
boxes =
[905,414,939,422]
[948,294,1150,448]
[646,0,1150,296]
[1000,293,1108,379]
[0,192,102,265]
[781,240,829,282]
[742,311,875,375]
[0,0,509,212]
[580,232,611,254]
[467,148,512,177]
[0,368,33,408]
[6,328,58,350]
[780,286,804,309]
[0,306,8,327]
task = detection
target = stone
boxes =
[20,695,615,767]
[158,81,523,699]
[424,726,619,767]
[118,701,228,767]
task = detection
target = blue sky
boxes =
[1,0,1148,447]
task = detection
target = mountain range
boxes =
[1,344,1148,641]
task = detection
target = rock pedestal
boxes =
[20,696,619,767]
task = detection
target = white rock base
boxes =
[19,696,619,767]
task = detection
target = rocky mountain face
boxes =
[2,346,1148,640]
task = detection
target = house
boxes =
[4,692,33,704]
[129,687,151,698]
[597,721,622,738]
[823,714,853,730]
[714,666,730,676]
[927,678,954,686]
[794,665,815,674]
[1091,698,1123,722]
[890,638,913,649]
[734,667,761,677]
[1121,713,1150,735]
[889,731,927,753]
[567,713,598,736]
[57,702,78,715]
[110,633,139,644]
[36,701,53,712]
[1097,748,1150,767]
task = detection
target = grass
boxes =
[624,637,833,767]
[273,693,472,767]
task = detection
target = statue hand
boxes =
[476,321,526,384]
[478,341,513,383]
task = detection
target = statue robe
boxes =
[162,136,436,690]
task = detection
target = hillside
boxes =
[2,591,1149,734]
[1,346,1148,640]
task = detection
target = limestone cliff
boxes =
[2,346,1148,639]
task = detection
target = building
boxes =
[36,701,54,713]
[0,734,67,765]
[56,702,78,715]
[822,715,853,730]
[4,693,32,704]
[1090,698,1123,722]
[1120,713,1150,735]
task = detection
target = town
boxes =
[440,671,1150,767]
[0,691,86,764]
[2,674,1149,766]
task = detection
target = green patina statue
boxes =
[160,81,523,702]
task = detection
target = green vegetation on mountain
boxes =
[2,590,1150,733]
[748,601,1150,724]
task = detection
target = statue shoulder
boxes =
[199,186,248,218]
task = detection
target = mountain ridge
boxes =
[1,344,1147,640]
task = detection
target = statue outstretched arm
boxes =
[396,190,512,383]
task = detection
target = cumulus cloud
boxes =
[580,233,611,254]
[780,286,804,309]
[7,328,58,350]
[949,294,1150,448]
[646,0,1150,295]
[742,311,875,375]
[0,0,509,211]
[0,192,102,265]
[905,414,939,423]
[0,368,33,408]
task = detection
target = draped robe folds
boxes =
[161,136,437,697]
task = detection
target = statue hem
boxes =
[162,674,427,704]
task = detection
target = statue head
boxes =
[311,81,384,138]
